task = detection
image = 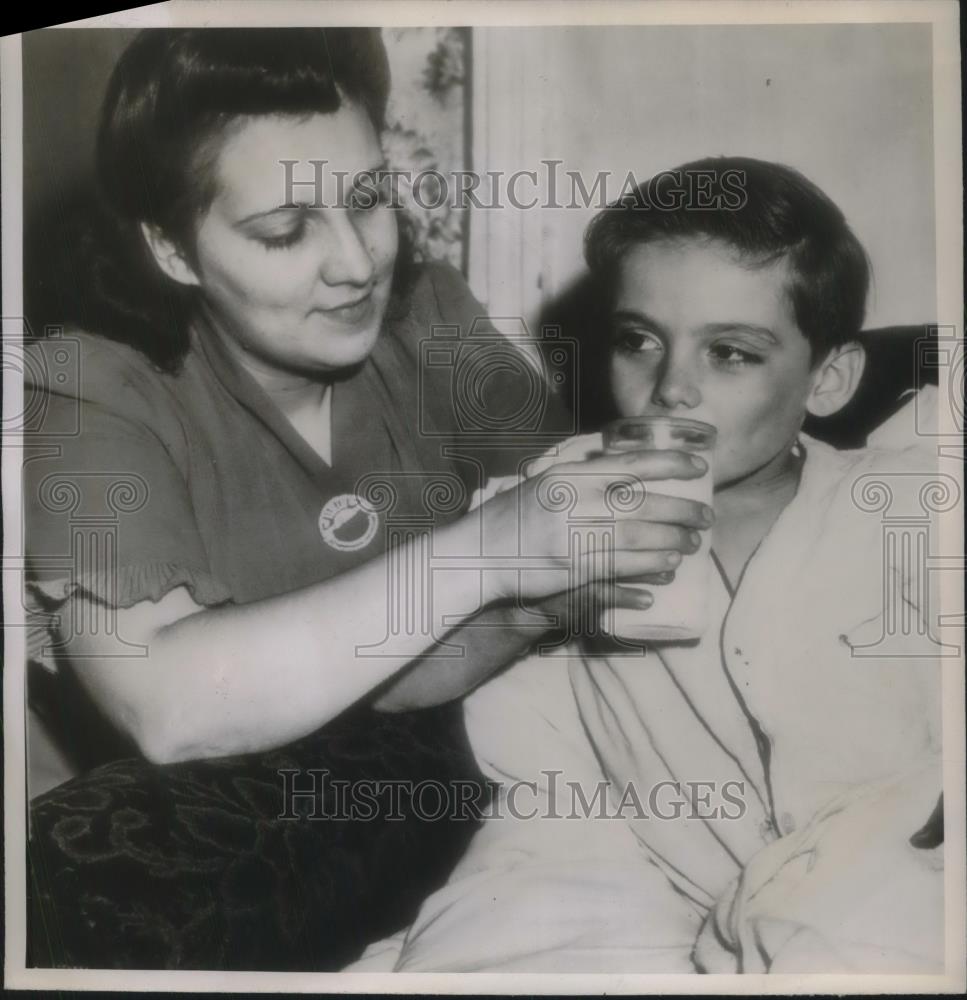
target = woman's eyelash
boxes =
[258,222,306,251]
[260,233,301,250]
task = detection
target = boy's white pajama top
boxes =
[354,429,947,973]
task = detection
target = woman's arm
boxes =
[372,582,659,712]
[60,448,709,763]
[63,525,485,763]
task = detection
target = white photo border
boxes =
[3,1,963,993]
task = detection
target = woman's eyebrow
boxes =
[235,204,306,227]
[235,160,390,225]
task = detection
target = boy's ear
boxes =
[806,341,866,418]
[140,223,200,288]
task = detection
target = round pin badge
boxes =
[318,493,379,552]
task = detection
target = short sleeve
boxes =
[24,335,232,669]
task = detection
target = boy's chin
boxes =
[713,449,804,493]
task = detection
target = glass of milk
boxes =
[601,415,716,641]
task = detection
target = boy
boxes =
[352,158,946,973]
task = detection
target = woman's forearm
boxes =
[69,514,508,763]
[371,601,551,712]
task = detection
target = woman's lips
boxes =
[314,293,374,325]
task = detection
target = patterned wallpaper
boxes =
[382,27,470,272]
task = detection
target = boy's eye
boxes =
[614,329,662,355]
[709,343,764,366]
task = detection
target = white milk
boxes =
[603,469,713,642]
[598,416,715,642]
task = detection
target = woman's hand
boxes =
[478,447,714,603]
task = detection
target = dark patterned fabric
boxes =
[28,702,487,970]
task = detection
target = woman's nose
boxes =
[651,359,701,410]
[320,212,375,287]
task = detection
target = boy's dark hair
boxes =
[584,156,871,362]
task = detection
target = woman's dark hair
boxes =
[584,156,870,362]
[80,28,412,371]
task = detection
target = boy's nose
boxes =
[319,213,376,287]
[651,362,701,410]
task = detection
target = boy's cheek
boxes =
[608,365,654,416]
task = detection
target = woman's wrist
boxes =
[433,502,517,607]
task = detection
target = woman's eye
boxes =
[258,224,305,251]
[709,343,763,366]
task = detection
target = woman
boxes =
[25,28,708,969]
